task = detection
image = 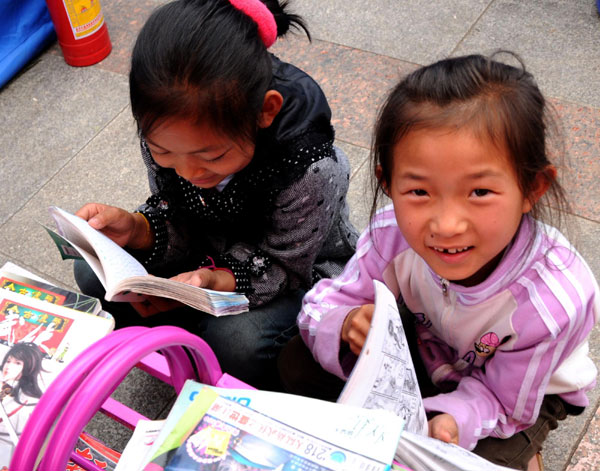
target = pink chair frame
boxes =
[11,325,234,471]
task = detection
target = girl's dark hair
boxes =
[1,342,44,402]
[130,0,309,141]
[371,52,568,231]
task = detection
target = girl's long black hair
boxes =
[371,52,568,232]
[130,0,309,141]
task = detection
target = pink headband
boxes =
[229,0,277,48]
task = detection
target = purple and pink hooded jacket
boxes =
[298,206,599,450]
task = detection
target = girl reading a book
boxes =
[0,342,44,462]
[281,53,600,470]
[73,0,358,390]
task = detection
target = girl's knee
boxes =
[200,317,278,377]
[277,335,345,401]
[472,395,569,470]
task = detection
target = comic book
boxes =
[45,206,249,316]
[337,280,428,434]
[0,261,102,316]
[336,281,517,471]
[0,289,114,467]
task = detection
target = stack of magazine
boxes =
[0,261,115,468]
[114,281,518,471]
[119,380,405,471]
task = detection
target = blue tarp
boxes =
[0,0,57,89]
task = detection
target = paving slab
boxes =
[552,100,600,223]
[0,107,148,289]
[568,406,600,470]
[281,0,492,64]
[0,54,129,226]
[454,0,600,108]
[272,35,418,149]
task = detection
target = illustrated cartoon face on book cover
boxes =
[0,298,72,361]
[0,287,113,468]
[0,341,47,465]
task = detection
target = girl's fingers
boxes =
[88,207,125,230]
[428,414,459,445]
[170,269,213,289]
[342,304,375,354]
[75,203,106,221]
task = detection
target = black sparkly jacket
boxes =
[136,55,359,307]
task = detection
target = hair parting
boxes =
[129,0,310,142]
[370,51,570,236]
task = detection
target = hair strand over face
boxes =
[129,0,309,143]
[370,52,569,234]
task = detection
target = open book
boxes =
[338,281,517,471]
[0,274,114,467]
[45,206,249,317]
[337,280,428,434]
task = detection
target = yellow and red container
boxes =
[45,0,111,66]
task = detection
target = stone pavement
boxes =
[0,1,599,469]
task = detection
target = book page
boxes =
[116,276,248,316]
[115,420,165,471]
[48,207,148,298]
[338,280,428,435]
[397,431,518,471]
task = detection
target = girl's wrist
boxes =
[198,257,236,291]
[341,308,359,343]
[209,269,236,292]
[128,212,154,250]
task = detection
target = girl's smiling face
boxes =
[388,127,532,286]
[145,118,255,189]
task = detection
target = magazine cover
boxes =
[163,388,394,471]
[141,380,404,471]
[0,263,102,315]
[0,290,114,467]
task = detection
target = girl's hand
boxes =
[341,304,374,356]
[428,413,459,445]
[170,268,236,292]
[76,203,152,249]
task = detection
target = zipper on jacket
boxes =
[440,277,449,297]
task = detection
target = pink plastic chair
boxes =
[11,325,252,471]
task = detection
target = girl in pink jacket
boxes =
[287,53,600,470]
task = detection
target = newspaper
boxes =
[338,280,428,435]
[139,381,405,471]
